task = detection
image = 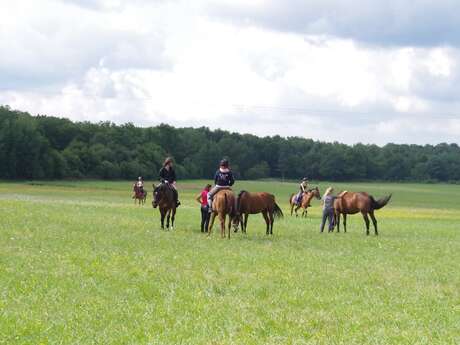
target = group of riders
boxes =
[133,156,335,232]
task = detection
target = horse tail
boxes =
[371,194,392,210]
[237,190,247,212]
[273,202,284,219]
[289,193,294,205]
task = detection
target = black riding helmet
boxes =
[220,158,229,167]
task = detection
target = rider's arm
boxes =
[159,168,166,183]
[195,193,202,204]
[229,171,235,186]
[301,183,306,192]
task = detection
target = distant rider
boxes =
[207,159,235,213]
[133,176,144,198]
[295,177,309,206]
[159,157,180,207]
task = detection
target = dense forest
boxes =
[1,105,460,182]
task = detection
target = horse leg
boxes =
[262,211,270,235]
[294,205,300,217]
[362,212,370,235]
[243,214,249,233]
[343,214,347,233]
[208,213,216,236]
[369,211,378,235]
[269,210,274,235]
[220,214,226,238]
[227,215,232,239]
[160,209,165,229]
[336,213,340,232]
[171,208,176,230]
[290,202,294,216]
[166,210,171,230]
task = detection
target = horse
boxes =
[233,191,284,235]
[289,187,321,217]
[208,189,237,239]
[333,191,392,235]
[133,184,147,205]
[152,183,176,230]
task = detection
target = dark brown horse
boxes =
[233,191,283,235]
[152,183,176,230]
[133,184,147,205]
[208,189,237,239]
[289,187,321,217]
[334,191,392,235]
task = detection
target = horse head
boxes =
[152,183,175,209]
[312,186,321,200]
[152,183,163,208]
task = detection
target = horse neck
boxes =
[157,188,174,207]
[303,192,314,204]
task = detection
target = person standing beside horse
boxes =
[159,157,180,207]
[196,184,211,232]
[320,187,336,233]
[207,159,235,213]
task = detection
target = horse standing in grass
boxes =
[152,183,176,230]
[289,187,321,217]
[208,189,237,239]
[334,191,392,235]
[233,191,284,235]
[133,184,147,205]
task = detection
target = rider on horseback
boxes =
[159,157,180,207]
[133,176,144,198]
[295,177,309,206]
[207,158,235,213]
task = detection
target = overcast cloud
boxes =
[1,0,460,145]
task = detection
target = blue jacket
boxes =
[214,169,234,186]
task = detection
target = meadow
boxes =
[0,180,459,345]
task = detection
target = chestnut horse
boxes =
[208,189,237,239]
[233,191,284,235]
[152,183,176,230]
[289,187,321,217]
[334,191,392,235]
[133,184,147,205]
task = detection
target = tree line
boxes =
[1,105,459,182]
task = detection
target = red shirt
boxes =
[200,190,208,206]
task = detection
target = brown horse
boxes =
[233,191,283,235]
[289,187,321,217]
[334,191,392,235]
[133,184,147,205]
[152,183,176,230]
[208,189,237,239]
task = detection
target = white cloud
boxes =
[1,0,460,145]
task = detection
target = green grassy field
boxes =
[1,180,459,345]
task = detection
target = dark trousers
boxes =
[320,208,334,232]
[200,206,210,232]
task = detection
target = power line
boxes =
[1,88,460,119]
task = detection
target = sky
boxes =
[1,0,460,145]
